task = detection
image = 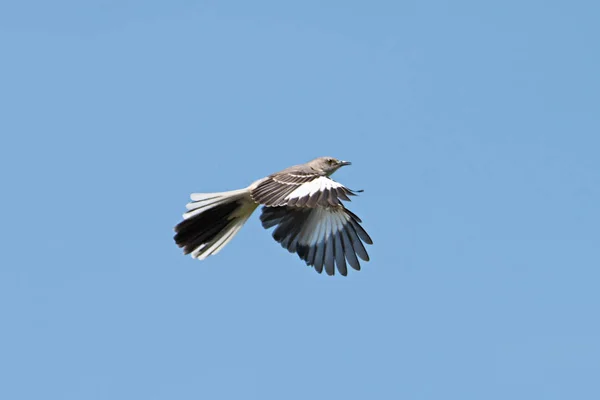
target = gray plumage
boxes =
[174,157,372,276]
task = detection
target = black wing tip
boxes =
[346,188,364,196]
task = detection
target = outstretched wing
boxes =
[251,172,360,208]
[260,205,373,276]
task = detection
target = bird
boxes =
[173,156,373,276]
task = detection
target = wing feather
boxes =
[252,174,358,208]
[260,205,372,275]
[334,231,347,276]
[340,227,361,271]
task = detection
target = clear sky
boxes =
[1,1,599,399]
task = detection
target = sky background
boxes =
[1,1,599,399]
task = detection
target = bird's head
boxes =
[308,156,352,176]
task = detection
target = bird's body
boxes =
[174,157,372,276]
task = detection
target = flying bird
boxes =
[173,157,373,276]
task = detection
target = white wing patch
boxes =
[286,176,344,202]
[298,208,348,246]
[251,174,357,207]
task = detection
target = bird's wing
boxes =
[251,172,360,208]
[260,205,373,276]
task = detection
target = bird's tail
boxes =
[174,188,258,260]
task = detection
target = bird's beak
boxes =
[339,161,352,166]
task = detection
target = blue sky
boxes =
[1,1,599,399]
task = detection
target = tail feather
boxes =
[183,188,249,219]
[174,189,257,260]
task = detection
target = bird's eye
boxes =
[328,158,336,164]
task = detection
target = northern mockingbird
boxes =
[174,157,372,276]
